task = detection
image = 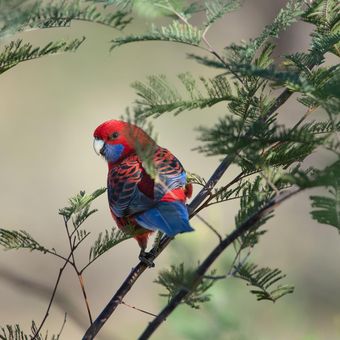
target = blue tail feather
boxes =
[135,201,194,237]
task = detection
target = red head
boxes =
[93,120,155,166]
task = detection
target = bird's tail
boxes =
[135,201,194,237]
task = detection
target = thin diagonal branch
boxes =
[121,301,158,317]
[32,252,73,339]
[138,187,301,340]
[63,216,93,325]
[195,214,222,242]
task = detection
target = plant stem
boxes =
[63,217,93,324]
[32,252,73,339]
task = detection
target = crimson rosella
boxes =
[93,120,193,265]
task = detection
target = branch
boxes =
[63,216,93,325]
[32,252,73,339]
[138,188,301,339]
[82,84,296,340]
[195,214,222,242]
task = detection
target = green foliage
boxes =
[59,188,106,223]
[204,0,241,28]
[234,177,273,248]
[155,263,218,309]
[233,262,294,302]
[226,0,304,64]
[310,162,340,231]
[27,0,131,30]
[302,0,340,57]
[0,38,85,75]
[284,159,340,190]
[186,172,207,187]
[131,73,232,117]
[121,108,159,178]
[94,0,203,19]
[0,321,59,340]
[88,226,132,263]
[111,20,202,50]
[0,0,132,39]
[0,229,48,253]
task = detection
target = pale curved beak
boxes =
[93,138,105,156]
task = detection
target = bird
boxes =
[93,119,194,266]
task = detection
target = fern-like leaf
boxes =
[0,229,49,253]
[233,262,294,302]
[132,73,233,117]
[0,320,59,340]
[204,0,241,28]
[0,37,85,75]
[111,21,202,50]
[226,0,304,63]
[58,188,106,222]
[310,161,340,231]
[0,0,131,40]
[155,263,218,309]
[88,226,132,263]
[186,172,207,187]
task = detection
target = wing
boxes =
[153,147,187,200]
[108,156,154,217]
[135,201,194,237]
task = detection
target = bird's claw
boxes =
[139,250,156,268]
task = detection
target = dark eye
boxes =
[108,132,119,140]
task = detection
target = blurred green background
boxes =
[1,1,340,339]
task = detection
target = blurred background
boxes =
[1,0,340,339]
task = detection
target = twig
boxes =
[31,252,73,339]
[191,170,250,216]
[121,301,158,317]
[56,313,67,340]
[63,216,93,325]
[195,214,222,242]
[138,188,301,340]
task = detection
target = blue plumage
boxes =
[135,201,194,237]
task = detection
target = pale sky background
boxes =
[1,1,340,339]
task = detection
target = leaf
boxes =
[186,172,207,187]
[204,0,241,28]
[132,73,233,117]
[310,163,340,231]
[58,188,106,223]
[0,0,132,40]
[0,320,58,340]
[233,262,294,302]
[0,229,49,253]
[0,38,86,75]
[226,0,304,63]
[234,177,273,248]
[88,226,132,263]
[111,21,202,50]
[155,263,218,309]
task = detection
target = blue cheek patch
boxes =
[104,144,124,163]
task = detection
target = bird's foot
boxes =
[139,250,156,268]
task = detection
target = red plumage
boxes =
[93,120,193,253]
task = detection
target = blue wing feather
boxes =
[135,201,194,237]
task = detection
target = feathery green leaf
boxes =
[155,263,218,309]
[233,262,294,302]
[0,37,85,75]
[0,229,49,253]
[111,21,202,50]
